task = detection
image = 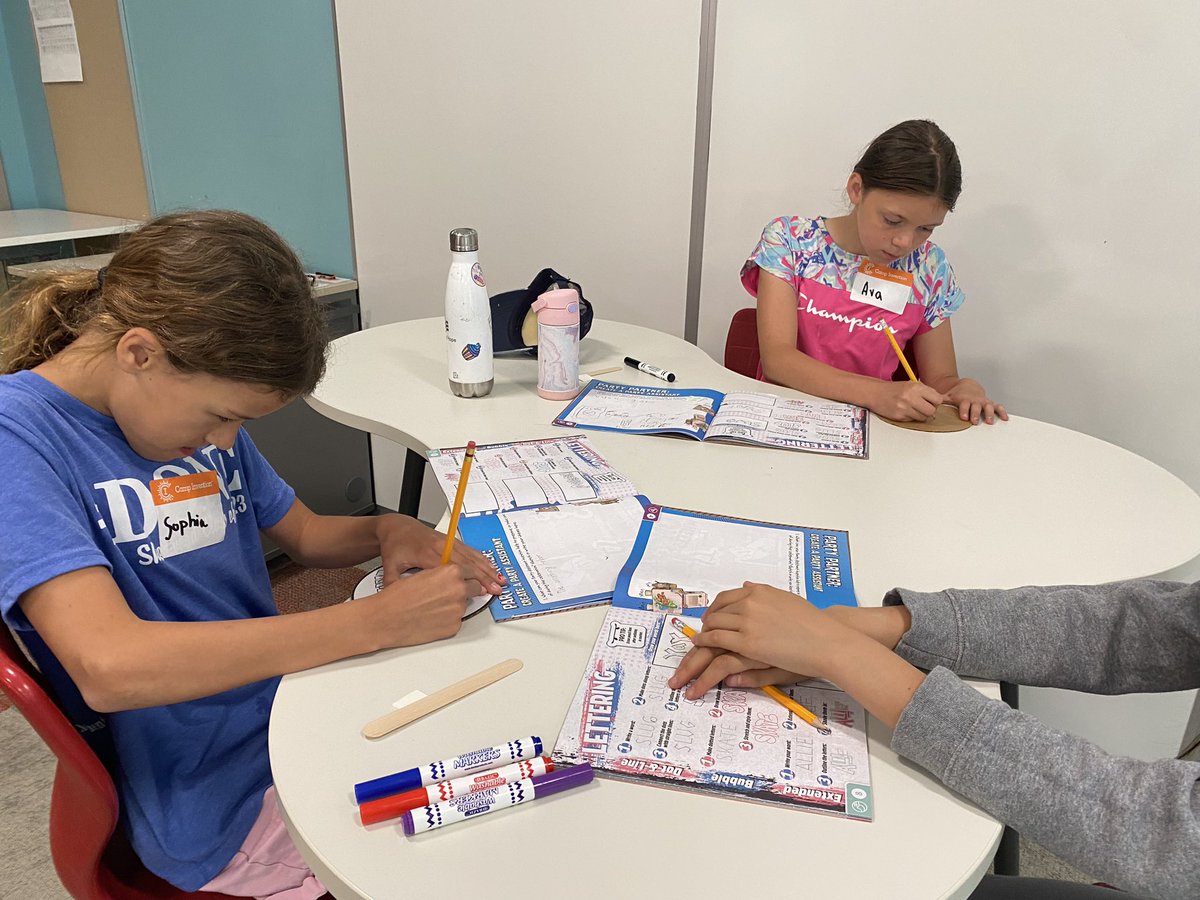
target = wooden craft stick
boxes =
[584,366,622,377]
[362,658,524,739]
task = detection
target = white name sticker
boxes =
[850,261,913,315]
[151,471,226,559]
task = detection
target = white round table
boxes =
[270,318,1200,899]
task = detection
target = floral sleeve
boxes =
[741,216,800,295]
[918,244,965,328]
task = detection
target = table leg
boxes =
[993,681,1020,876]
[397,448,427,518]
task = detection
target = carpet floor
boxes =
[1,561,1099,897]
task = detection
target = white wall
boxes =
[335,1,1200,759]
[699,2,1200,760]
[701,1,1200,499]
[334,0,702,510]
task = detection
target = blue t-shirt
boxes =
[0,370,295,890]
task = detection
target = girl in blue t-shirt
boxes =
[0,210,503,898]
[742,119,1007,425]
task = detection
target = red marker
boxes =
[359,756,554,826]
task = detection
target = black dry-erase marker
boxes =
[624,357,676,383]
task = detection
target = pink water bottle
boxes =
[531,286,581,400]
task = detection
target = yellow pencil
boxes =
[760,684,831,735]
[440,441,476,565]
[670,617,830,735]
[883,326,918,383]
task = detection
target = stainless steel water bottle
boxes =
[444,227,494,398]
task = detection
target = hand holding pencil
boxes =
[372,440,504,593]
[668,582,927,731]
[669,615,830,735]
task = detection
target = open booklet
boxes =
[427,437,643,622]
[427,435,638,516]
[611,498,857,616]
[552,380,868,459]
[553,607,873,819]
[429,438,858,624]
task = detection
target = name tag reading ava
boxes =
[151,471,227,558]
[850,261,913,315]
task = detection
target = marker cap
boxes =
[355,770,420,804]
[360,786,428,826]
[530,762,593,798]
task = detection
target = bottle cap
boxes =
[531,286,579,314]
[449,228,478,252]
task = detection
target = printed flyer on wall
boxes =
[554,607,873,819]
[611,498,857,617]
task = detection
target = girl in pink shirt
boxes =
[742,120,1006,425]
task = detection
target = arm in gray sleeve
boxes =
[892,667,1200,900]
[883,580,1200,693]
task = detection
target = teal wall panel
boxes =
[119,1,354,276]
[0,0,66,209]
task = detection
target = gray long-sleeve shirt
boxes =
[884,579,1200,900]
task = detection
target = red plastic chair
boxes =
[0,624,238,900]
[724,308,761,378]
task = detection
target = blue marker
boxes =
[354,736,543,804]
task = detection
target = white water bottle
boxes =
[444,228,494,397]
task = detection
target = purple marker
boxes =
[353,736,543,804]
[400,763,593,834]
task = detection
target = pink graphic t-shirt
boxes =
[740,216,965,381]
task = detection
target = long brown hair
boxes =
[853,120,962,211]
[0,209,328,395]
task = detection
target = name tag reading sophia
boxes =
[151,471,226,558]
[850,261,913,315]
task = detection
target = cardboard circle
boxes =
[349,566,493,619]
[879,404,973,433]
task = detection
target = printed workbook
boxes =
[429,437,643,622]
[457,496,646,622]
[612,498,857,617]
[554,607,873,819]
[427,435,637,516]
[552,380,867,459]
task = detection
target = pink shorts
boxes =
[200,785,326,900]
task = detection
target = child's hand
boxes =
[944,378,1008,425]
[871,381,945,421]
[375,515,505,594]
[686,582,851,684]
[669,643,804,700]
[371,564,476,645]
